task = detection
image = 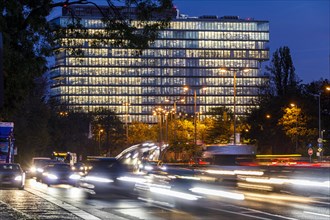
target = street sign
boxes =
[308,148,313,156]
[317,138,323,143]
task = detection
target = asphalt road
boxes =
[1,178,329,220]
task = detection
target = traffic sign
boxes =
[318,142,323,148]
[317,138,323,143]
[308,148,313,156]
[318,148,322,152]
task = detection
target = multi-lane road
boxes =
[0,175,329,220]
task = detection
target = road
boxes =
[0,178,329,220]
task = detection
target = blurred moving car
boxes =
[71,162,88,174]
[41,163,80,187]
[28,157,51,178]
[0,163,25,190]
[35,159,62,182]
[138,160,166,173]
[79,157,135,197]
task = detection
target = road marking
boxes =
[304,211,330,218]
[223,205,298,220]
[209,207,272,220]
[25,188,101,220]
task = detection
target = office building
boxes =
[49,5,269,124]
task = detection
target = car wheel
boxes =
[18,186,24,190]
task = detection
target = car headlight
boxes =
[46,173,58,180]
[15,175,23,181]
[69,174,81,180]
[30,167,36,172]
[85,176,113,183]
[36,168,44,173]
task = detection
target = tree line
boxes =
[0,1,329,166]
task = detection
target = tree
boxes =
[265,46,301,97]
[0,0,173,119]
[48,110,93,158]
[278,105,317,153]
[205,107,233,144]
[128,121,157,145]
[92,109,126,156]
[13,77,51,168]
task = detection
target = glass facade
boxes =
[49,6,270,124]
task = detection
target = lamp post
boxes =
[316,86,330,160]
[153,107,167,159]
[98,129,104,155]
[220,68,250,145]
[184,86,207,147]
[123,101,130,143]
[290,103,298,151]
[165,98,185,119]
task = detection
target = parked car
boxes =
[0,163,25,190]
[40,163,80,187]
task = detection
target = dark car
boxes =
[27,157,51,178]
[40,163,80,187]
[35,159,62,182]
[79,157,135,197]
[0,163,25,190]
[71,162,88,174]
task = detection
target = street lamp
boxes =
[153,107,167,159]
[315,86,330,160]
[165,97,185,119]
[122,101,130,143]
[184,86,207,147]
[220,68,250,145]
[98,129,104,155]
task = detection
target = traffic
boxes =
[0,126,329,219]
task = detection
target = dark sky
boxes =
[52,0,329,83]
[172,0,329,83]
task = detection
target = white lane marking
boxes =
[222,205,298,220]
[209,207,272,220]
[241,207,297,220]
[304,211,330,218]
[25,188,101,220]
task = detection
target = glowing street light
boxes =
[122,101,130,143]
[220,68,250,145]
[98,129,104,155]
[184,86,207,147]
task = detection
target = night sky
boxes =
[172,0,329,83]
[52,0,329,84]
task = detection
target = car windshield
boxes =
[0,164,20,170]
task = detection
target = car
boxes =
[28,157,52,178]
[79,157,135,197]
[138,160,167,173]
[40,163,80,187]
[71,162,88,174]
[35,159,62,182]
[0,163,25,190]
